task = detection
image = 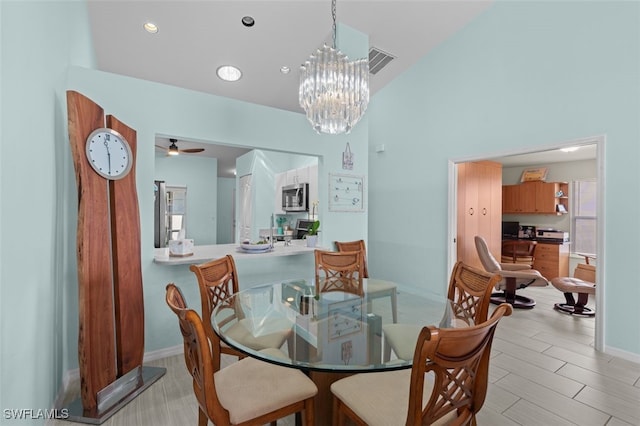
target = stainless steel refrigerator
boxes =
[154,181,187,248]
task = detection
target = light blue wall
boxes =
[0,0,96,422]
[217,177,235,244]
[368,1,640,356]
[155,153,218,244]
[0,3,369,420]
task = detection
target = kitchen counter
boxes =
[154,240,318,266]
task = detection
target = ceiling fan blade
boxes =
[180,148,205,153]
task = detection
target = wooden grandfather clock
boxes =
[65,91,165,423]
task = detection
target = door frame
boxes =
[447,134,606,351]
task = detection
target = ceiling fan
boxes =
[156,138,205,156]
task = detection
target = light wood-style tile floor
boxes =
[53,285,640,426]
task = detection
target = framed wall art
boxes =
[329,173,364,212]
[520,167,548,182]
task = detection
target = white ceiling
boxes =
[491,144,597,168]
[100,1,595,175]
[87,0,494,114]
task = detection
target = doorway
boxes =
[448,135,605,351]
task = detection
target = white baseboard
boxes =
[604,345,640,364]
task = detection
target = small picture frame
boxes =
[520,167,548,182]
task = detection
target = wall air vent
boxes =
[368,47,395,75]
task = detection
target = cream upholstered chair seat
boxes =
[190,255,291,366]
[331,369,455,426]
[222,317,293,351]
[165,284,317,426]
[332,304,513,426]
[383,318,473,361]
[382,261,498,362]
[214,348,317,424]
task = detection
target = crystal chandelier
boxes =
[299,0,369,134]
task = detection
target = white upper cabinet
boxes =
[286,167,309,185]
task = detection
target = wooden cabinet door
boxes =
[457,162,479,268]
[535,182,558,213]
[502,185,518,213]
[519,182,537,213]
[478,162,502,257]
[457,161,501,270]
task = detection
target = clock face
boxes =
[85,128,133,180]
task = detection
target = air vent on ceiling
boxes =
[368,47,395,75]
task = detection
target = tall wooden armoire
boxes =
[457,161,502,270]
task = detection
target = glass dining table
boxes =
[211,277,472,425]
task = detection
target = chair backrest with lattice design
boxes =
[406,303,512,425]
[334,240,369,278]
[189,255,241,361]
[165,283,231,424]
[448,261,502,324]
[314,249,364,296]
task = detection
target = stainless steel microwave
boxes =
[282,183,309,212]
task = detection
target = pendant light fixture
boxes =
[299,0,369,134]
[167,140,180,156]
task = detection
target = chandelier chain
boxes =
[331,0,337,49]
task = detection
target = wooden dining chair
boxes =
[190,255,290,364]
[501,239,537,267]
[165,283,317,426]
[331,303,513,426]
[335,240,398,323]
[314,249,365,296]
[382,261,501,361]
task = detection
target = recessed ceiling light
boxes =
[216,65,242,82]
[280,66,290,74]
[143,22,158,34]
[560,146,579,153]
[241,16,255,27]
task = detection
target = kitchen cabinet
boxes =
[533,242,570,280]
[457,161,502,270]
[287,167,309,185]
[274,165,319,214]
[502,181,568,214]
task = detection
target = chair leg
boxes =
[554,292,595,316]
[383,336,392,362]
[198,408,208,426]
[390,290,398,323]
[333,397,343,426]
[490,277,536,309]
[304,397,314,426]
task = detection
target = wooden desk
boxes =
[533,242,570,280]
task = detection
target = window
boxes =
[570,180,596,255]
